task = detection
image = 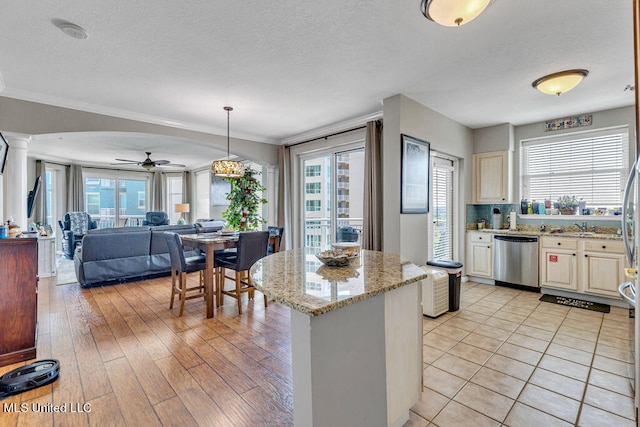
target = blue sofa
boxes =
[74,224,200,287]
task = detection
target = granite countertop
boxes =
[250,248,428,317]
[468,228,624,241]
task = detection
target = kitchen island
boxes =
[250,248,429,427]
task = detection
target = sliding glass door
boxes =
[83,171,149,228]
[302,146,364,251]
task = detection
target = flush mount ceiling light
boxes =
[212,106,245,178]
[56,22,88,39]
[421,0,492,26]
[532,69,589,96]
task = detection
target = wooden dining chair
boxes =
[164,232,208,316]
[267,226,284,255]
[216,231,269,314]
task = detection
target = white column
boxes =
[3,135,30,228]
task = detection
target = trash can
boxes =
[426,259,463,312]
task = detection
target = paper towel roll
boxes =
[509,211,517,230]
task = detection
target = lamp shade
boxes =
[532,69,589,96]
[421,0,491,26]
[174,203,190,213]
[212,159,245,178]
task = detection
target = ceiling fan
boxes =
[111,152,186,170]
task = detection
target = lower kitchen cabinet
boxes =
[466,232,493,278]
[581,240,626,298]
[540,236,625,298]
[540,247,578,290]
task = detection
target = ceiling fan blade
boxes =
[152,160,170,165]
[114,158,140,163]
[110,161,139,165]
[156,162,186,168]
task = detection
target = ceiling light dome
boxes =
[421,0,492,27]
[532,69,589,96]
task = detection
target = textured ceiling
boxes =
[0,0,635,168]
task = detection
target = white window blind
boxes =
[521,127,629,207]
[432,156,454,260]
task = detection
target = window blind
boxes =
[432,156,454,260]
[521,127,629,207]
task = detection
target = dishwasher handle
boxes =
[619,282,636,306]
[494,235,538,243]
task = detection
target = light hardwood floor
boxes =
[0,273,294,426]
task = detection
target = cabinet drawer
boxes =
[541,237,578,250]
[468,232,492,243]
[582,239,625,254]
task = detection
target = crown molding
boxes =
[0,88,276,144]
[280,110,383,145]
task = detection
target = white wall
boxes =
[382,94,473,265]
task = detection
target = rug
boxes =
[55,258,78,285]
[539,294,610,313]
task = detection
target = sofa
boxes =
[74,224,200,287]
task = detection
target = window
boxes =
[521,127,629,207]
[306,182,321,194]
[166,175,184,224]
[305,165,321,177]
[431,156,455,260]
[137,191,145,208]
[305,234,322,248]
[86,193,100,215]
[306,200,321,212]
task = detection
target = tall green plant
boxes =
[222,169,267,231]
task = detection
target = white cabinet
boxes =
[473,150,512,204]
[581,240,626,298]
[37,235,56,278]
[466,232,493,278]
[540,237,578,290]
[540,236,625,298]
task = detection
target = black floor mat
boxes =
[539,294,610,313]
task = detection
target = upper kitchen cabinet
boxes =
[473,150,513,203]
[472,124,514,204]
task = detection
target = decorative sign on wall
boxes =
[544,114,592,132]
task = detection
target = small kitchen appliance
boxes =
[491,207,502,230]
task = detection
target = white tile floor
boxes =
[405,281,637,427]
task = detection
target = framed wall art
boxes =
[401,134,430,214]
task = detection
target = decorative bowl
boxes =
[315,250,357,267]
[331,242,361,257]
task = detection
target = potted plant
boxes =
[222,169,267,231]
[556,195,578,215]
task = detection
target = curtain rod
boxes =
[285,125,368,148]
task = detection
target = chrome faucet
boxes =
[573,222,588,232]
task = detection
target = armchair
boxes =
[142,211,170,226]
[59,212,97,259]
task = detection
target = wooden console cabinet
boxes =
[0,238,38,367]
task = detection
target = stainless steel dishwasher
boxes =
[493,235,539,290]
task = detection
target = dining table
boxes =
[181,232,281,318]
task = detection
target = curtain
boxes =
[363,120,383,251]
[151,170,164,212]
[34,159,47,224]
[277,144,292,250]
[66,164,84,211]
[182,171,191,223]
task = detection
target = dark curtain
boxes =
[363,120,383,251]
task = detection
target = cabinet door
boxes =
[469,243,493,278]
[473,151,511,204]
[582,251,626,297]
[540,249,577,290]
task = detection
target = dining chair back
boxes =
[267,226,284,254]
[164,232,207,316]
[216,231,270,314]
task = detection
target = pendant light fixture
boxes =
[212,106,245,178]
[532,69,589,96]
[421,0,492,27]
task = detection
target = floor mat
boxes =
[539,294,610,313]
